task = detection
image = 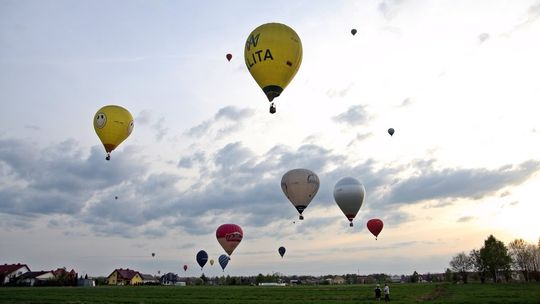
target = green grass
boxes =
[0,283,539,303]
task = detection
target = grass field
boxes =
[0,283,539,303]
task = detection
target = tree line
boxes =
[449,235,540,283]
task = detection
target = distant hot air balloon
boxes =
[151,253,155,258]
[244,23,302,114]
[333,177,366,227]
[183,264,188,272]
[281,169,320,220]
[93,105,134,161]
[218,254,229,271]
[216,224,243,256]
[367,218,384,240]
[209,259,215,266]
[226,53,232,61]
[196,250,208,270]
[388,128,395,136]
[351,29,357,35]
[278,246,286,258]
[115,196,118,200]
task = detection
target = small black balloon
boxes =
[388,128,395,136]
[351,29,357,35]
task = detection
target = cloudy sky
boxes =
[1,0,540,278]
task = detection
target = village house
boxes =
[16,271,55,286]
[0,263,30,285]
[106,268,143,285]
[141,274,159,284]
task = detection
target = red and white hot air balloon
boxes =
[216,224,243,256]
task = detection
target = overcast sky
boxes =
[1,0,540,278]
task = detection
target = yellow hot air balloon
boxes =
[93,105,134,160]
[244,23,302,114]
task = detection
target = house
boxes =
[0,263,30,285]
[141,274,159,284]
[106,268,143,285]
[332,276,346,284]
[160,272,183,285]
[53,267,78,285]
[391,275,402,283]
[16,271,55,286]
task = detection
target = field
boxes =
[1,283,539,303]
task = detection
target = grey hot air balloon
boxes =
[281,169,320,220]
[333,177,366,227]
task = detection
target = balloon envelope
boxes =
[216,224,243,255]
[367,218,384,239]
[219,254,229,271]
[151,253,155,257]
[93,105,133,158]
[281,169,320,220]
[209,259,214,266]
[388,128,395,136]
[278,246,286,258]
[226,53,232,61]
[351,29,357,35]
[183,264,188,272]
[333,177,366,226]
[244,23,302,102]
[196,250,208,270]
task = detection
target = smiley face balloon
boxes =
[93,105,134,160]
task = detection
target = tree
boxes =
[450,252,473,283]
[410,271,419,283]
[508,239,532,281]
[444,268,453,282]
[470,249,486,283]
[479,235,512,283]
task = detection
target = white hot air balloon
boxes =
[333,177,366,227]
[281,169,320,220]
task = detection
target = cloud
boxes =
[136,110,152,126]
[478,33,490,44]
[378,0,405,21]
[3,135,540,240]
[457,216,476,223]
[24,125,40,131]
[380,160,540,206]
[399,98,412,107]
[333,105,372,126]
[152,117,168,141]
[215,106,254,121]
[186,106,255,138]
[326,83,354,98]
[0,137,147,219]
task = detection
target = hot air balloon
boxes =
[278,246,286,258]
[281,169,320,220]
[151,253,155,257]
[183,264,188,272]
[388,128,395,136]
[196,250,208,270]
[216,224,243,256]
[367,218,384,240]
[333,177,366,227]
[226,53,232,61]
[209,259,214,266]
[115,196,118,200]
[93,105,134,161]
[218,254,229,271]
[244,23,302,114]
[351,29,357,35]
